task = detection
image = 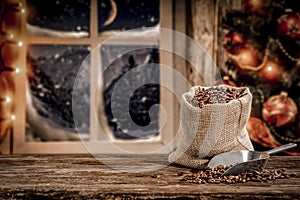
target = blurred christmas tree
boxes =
[219,0,300,154]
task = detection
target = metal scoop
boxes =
[207,143,297,176]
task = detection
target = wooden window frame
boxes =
[13,0,182,154]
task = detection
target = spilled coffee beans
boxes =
[190,86,247,108]
[181,165,297,184]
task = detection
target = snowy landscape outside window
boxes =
[13,0,174,153]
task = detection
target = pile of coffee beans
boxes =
[181,165,296,184]
[190,86,247,108]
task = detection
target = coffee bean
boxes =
[181,166,296,185]
[217,165,225,170]
[190,86,248,108]
[177,172,184,176]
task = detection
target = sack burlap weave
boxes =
[168,85,254,169]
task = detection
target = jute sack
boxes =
[169,85,254,169]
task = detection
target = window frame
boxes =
[13,0,178,154]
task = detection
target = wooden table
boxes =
[0,155,299,199]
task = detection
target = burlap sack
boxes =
[169,85,254,169]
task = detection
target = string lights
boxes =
[228,38,300,74]
[0,0,25,152]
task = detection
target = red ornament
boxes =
[237,48,260,67]
[246,117,281,148]
[243,0,266,16]
[223,31,247,55]
[262,92,298,127]
[214,76,237,87]
[277,13,300,40]
[260,59,282,83]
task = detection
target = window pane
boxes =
[100,45,160,139]
[26,0,90,37]
[26,45,90,141]
[98,0,159,33]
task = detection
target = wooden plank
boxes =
[0,155,299,199]
[186,0,217,86]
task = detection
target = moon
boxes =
[103,0,117,27]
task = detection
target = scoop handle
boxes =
[265,143,297,155]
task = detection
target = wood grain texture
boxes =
[187,0,217,86]
[0,155,299,199]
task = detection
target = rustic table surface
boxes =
[0,154,299,199]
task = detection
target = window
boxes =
[13,0,176,154]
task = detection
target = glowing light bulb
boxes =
[8,33,14,39]
[5,96,12,104]
[266,65,273,72]
[251,0,261,6]
[18,41,23,47]
[15,68,20,73]
[238,49,257,66]
[261,60,281,82]
[21,8,26,14]
[11,115,16,121]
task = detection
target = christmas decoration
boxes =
[243,0,266,16]
[237,48,260,67]
[220,0,300,154]
[214,76,237,87]
[223,31,247,55]
[0,0,24,153]
[277,13,300,40]
[246,117,281,148]
[260,59,282,83]
[262,92,298,127]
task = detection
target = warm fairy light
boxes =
[261,60,281,82]
[241,52,250,61]
[21,8,26,14]
[15,67,20,73]
[250,0,262,7]
[238,49,257,67]
[8,33,14,39]
[18,41,23,47]
[266,65,273,72]
[11,115,16,121]
[5,96,12,104]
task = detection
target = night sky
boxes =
[26,0,90,33]
[98,0,159,32]
[26,0,159,35]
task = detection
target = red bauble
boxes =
[223,31,247,55]
[214,76,237,86]
[262,92,298,127]
[277,13,300,40]
[237,48,260,67]
[260,59,282,83]
[243,0,266,16]
[246,117,281,148]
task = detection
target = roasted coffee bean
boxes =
[181,165,297,184]
[177,172,184,176]
[190,86,248,108]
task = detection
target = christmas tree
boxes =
[219,0,300,154]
